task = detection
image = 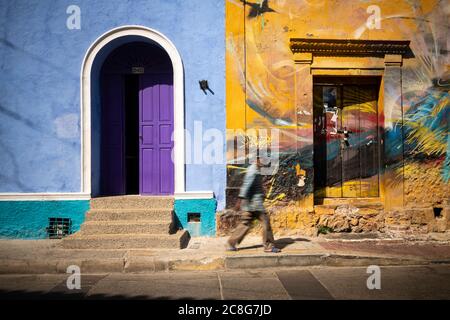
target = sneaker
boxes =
[226,241,238,252]
[264,247,281,253]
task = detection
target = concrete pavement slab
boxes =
[45,275,108,299]
[310,265,450,300]
[86,272,222,299]
[0,274,67,298]
[428,264,450,276]
[218,270,290,300]
[276,270,333,300]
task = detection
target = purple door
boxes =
[100,74,125,195]
[139,73,174,195]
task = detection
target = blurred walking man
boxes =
[227,156,281,253]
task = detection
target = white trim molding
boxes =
[0,193,91,201]
[174,191,214,200]
[0,191,214,201]
[80,25,185,195]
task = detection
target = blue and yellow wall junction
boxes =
[0,0,449,238]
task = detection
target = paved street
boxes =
[0,265,449,300]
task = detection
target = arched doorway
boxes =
[100,42,174,196]
[80,26,185,197]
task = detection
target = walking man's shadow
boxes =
[238,237,310,251]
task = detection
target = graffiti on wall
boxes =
[226,0,449,210]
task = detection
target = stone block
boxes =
[407,208,434,225]
[442,207,450,222]
[358,208,380,217]
[314,206,336,216]
[434,219,448,233]
[386,224,410,232]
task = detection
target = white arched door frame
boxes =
[80,25,185,195]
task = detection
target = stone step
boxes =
[62,230,190,249]
[90,195,174,210]
[85,209,173,221]
[80,220,173,235]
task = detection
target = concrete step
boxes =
[85,209,173,221]
[80,220,173,235]
[62,230,190,249]
[90,195,174,210]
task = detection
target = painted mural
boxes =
[225,0,449,220]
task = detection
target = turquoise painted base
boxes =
[174,199,217,237]
[0,201,90,239]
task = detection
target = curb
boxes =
[224,254,447,269]
[1,254,449,274]
[0,258,125,274]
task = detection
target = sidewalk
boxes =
[1,232,450,274]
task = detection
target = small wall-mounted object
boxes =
[199,80,214,95]
[187,212,201,237]
[188,212,201,223]
[47,217,72,239]
[131,66,145,74]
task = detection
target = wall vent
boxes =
[188,212,201,223]
[433,207,443,219]
[47,218,72,239]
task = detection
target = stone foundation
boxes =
[404,160,449,208]
[217,204,318,237]
[217,203,450,237]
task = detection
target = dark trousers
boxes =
[228,211,275,249]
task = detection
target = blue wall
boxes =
[0,0,226,210]
[174,199,217,237]
[0,201,89,239]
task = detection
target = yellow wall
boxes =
[226,0,449,214]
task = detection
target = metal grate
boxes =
[47,218,72,239]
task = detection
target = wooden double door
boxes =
[313,77,381,198]
[99,42,174,196]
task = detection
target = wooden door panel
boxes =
[342,85,361,197]
[139,74,174,195]
[314,85,343,197]
[358,86,379,197]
